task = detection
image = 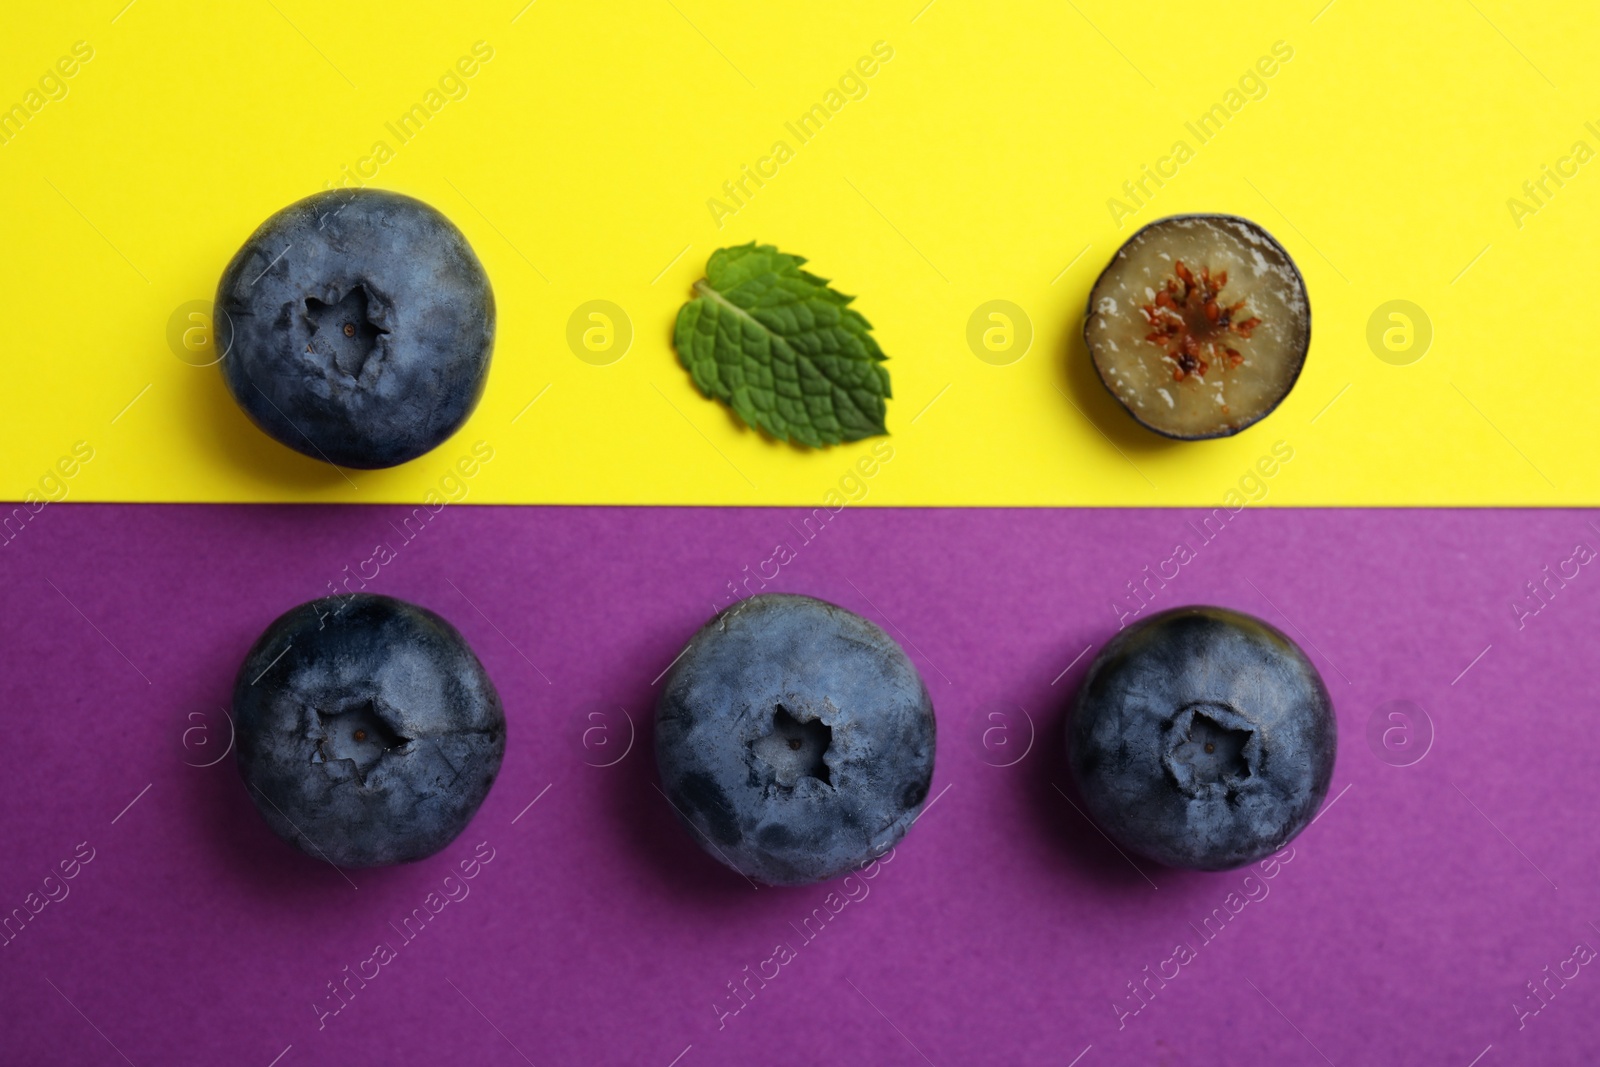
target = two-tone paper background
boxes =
[3,2,1598,1064]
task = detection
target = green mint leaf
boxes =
[673,242,890,448]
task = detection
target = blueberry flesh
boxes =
[233,594,506,868]
[656,594,936,886]
[1067,605,1336,871]
[1085,214,1310,440]
[215,189,495,469]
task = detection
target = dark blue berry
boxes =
[1068,605,1336,871]
[656,594,937,886]
[215,189,494,469]
[234,594,505,868]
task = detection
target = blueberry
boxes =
[1067,605,1336,871]
[1085,214,1310,440]
[655,594,937,886]
[233,594,506,868]
[215,189,495,469]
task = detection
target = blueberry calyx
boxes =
[751,704,833,788]
[309,699,412,786]
[1162,702,1256,799]
[304,283,390,379]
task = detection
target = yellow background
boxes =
[3,0,1595,505]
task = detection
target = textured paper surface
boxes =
[1,503,1596,1064]
[1,2,1596,504]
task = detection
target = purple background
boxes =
[1,503,1597,1066]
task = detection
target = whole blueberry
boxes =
[215,189,495,469]
[656,594,937,886]
[1067,605,1336,871]
[234,594,506,868]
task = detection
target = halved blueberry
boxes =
[1085,214,1310,439]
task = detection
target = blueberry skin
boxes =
[216,189,495,469]
[656,594,936,886]
[1067,605,1336,871]
[234,594,506,868]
